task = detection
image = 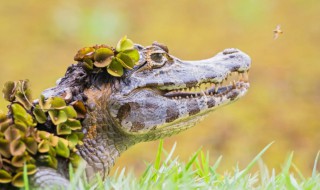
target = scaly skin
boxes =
[29,43,251,188]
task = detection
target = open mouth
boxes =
[161,71,249,99]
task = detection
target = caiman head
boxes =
[107,43,251,139]
[42,42,251,179]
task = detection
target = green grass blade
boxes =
[154,139,164,170]
[236,141,274,179]
[164,142,176,164]
[185,148,201,171]
[69,163,74,181]
[141,164,152,180]
[68,160,87,190]
[212,155,223,171]
[292,163,305,181]
[209,155,223,175]
[282,152,294,175]
[94,173,104,190]
[312,151,320,177]
[23,162,29,190]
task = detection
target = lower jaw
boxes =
[162,84,249,125]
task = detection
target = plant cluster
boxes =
[0,80,85,188]
[74,36,140,77]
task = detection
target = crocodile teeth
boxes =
[239,73,244,81]
[243,72,249,82]
[163,70,249,99]
[215,83,221,93]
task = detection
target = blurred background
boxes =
[0,0,319,176]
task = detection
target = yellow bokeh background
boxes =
[1,0,319,176]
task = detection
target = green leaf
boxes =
[11,103,35,127]
[20,80,30,92]
[0,110,7,122]
[50,97,66,109]
[70,153,82,168]
[82,58,94,70]
[10,139,26,156]
[48,110,68,125]
[116,53,135,69]
[65,119,82,130]
[67,133,79,149]
[12,172,24,188]
[9,80,32,110]
[19,164,36,175]
[11,155,25,167]
[107,58,124,77]
[63,106,77,119]
[56,138,70,158]
[4,126,21,141]
[48,145,56,157]
[56,123,72,135]
[38,131,50,140]
[74,47,95,61]
[24,154,36,165]
[50,155,58,169]
[0,119,12,133]
[15,91,32,110]
[0,169,12,183]
[39,95,51,110]
[93,47,114,67]
[24,137,38,155]
[123,49,140,62]
[33,106,47,124]
[2,81,16,102]
[73,132,84,145]
[38,140,50,153]
[12,123,27,133]
[116,36,134,52]
[0,139,10,158]
[48,135,59,147]
[40,155,57,169]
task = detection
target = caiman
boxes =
[1,41,251,189]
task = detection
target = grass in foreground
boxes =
[23,141,320,190]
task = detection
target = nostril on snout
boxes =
[223,48,239,55]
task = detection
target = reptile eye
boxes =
[150,53,164,63]
[149,52,167,68]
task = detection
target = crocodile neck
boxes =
[78,84,137,180]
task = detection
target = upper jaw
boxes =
[139,48,251,99]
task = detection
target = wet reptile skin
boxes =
[28,43,251,189]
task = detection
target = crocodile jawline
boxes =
[155,71,249,99]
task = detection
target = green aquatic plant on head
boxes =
[74,36,140,77]
[0,80,85,188]
[2,80,33,110]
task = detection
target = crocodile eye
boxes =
[149,53,167,69]
[150,53,164,63]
